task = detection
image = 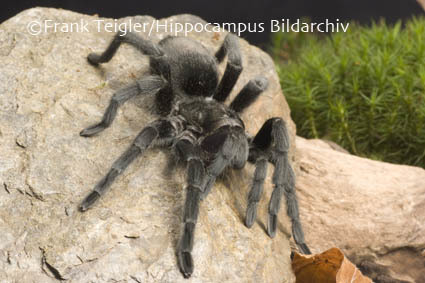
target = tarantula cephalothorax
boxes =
[78,30,311,278]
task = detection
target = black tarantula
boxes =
[79,30,311,278]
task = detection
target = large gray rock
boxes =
[296,137,425,283]
[0,8,297,283]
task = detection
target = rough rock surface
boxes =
[296,137,425,283]
[0,8,297,283]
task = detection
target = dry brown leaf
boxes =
[292,248,372,283]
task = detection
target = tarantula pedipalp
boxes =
[78,30,310,278]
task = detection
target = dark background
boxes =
[2,0,424,47]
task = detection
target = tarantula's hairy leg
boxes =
[230,76,268,113]
[200,128,244,200]
[248,118,311,254]
[214,33,243,102]
[230,130,249,169]
[80,76,165,137]
[245,158,268,228]
[174,135,205,278]
[87,31,163,66]
[79,118,178,211]
[272,164,310,254]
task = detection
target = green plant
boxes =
[271,17,425,167]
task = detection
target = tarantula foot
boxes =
[245,202,258,228]
[87,53,101,66]
[298,243,311,255]
[178,251,194,278]
[80,124,105,137]
[252,76,269,91]
[79,191,100,212]
[267,214,277,238]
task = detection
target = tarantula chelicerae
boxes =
[79,30,311,278]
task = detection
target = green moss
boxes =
[271,17,425,167]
